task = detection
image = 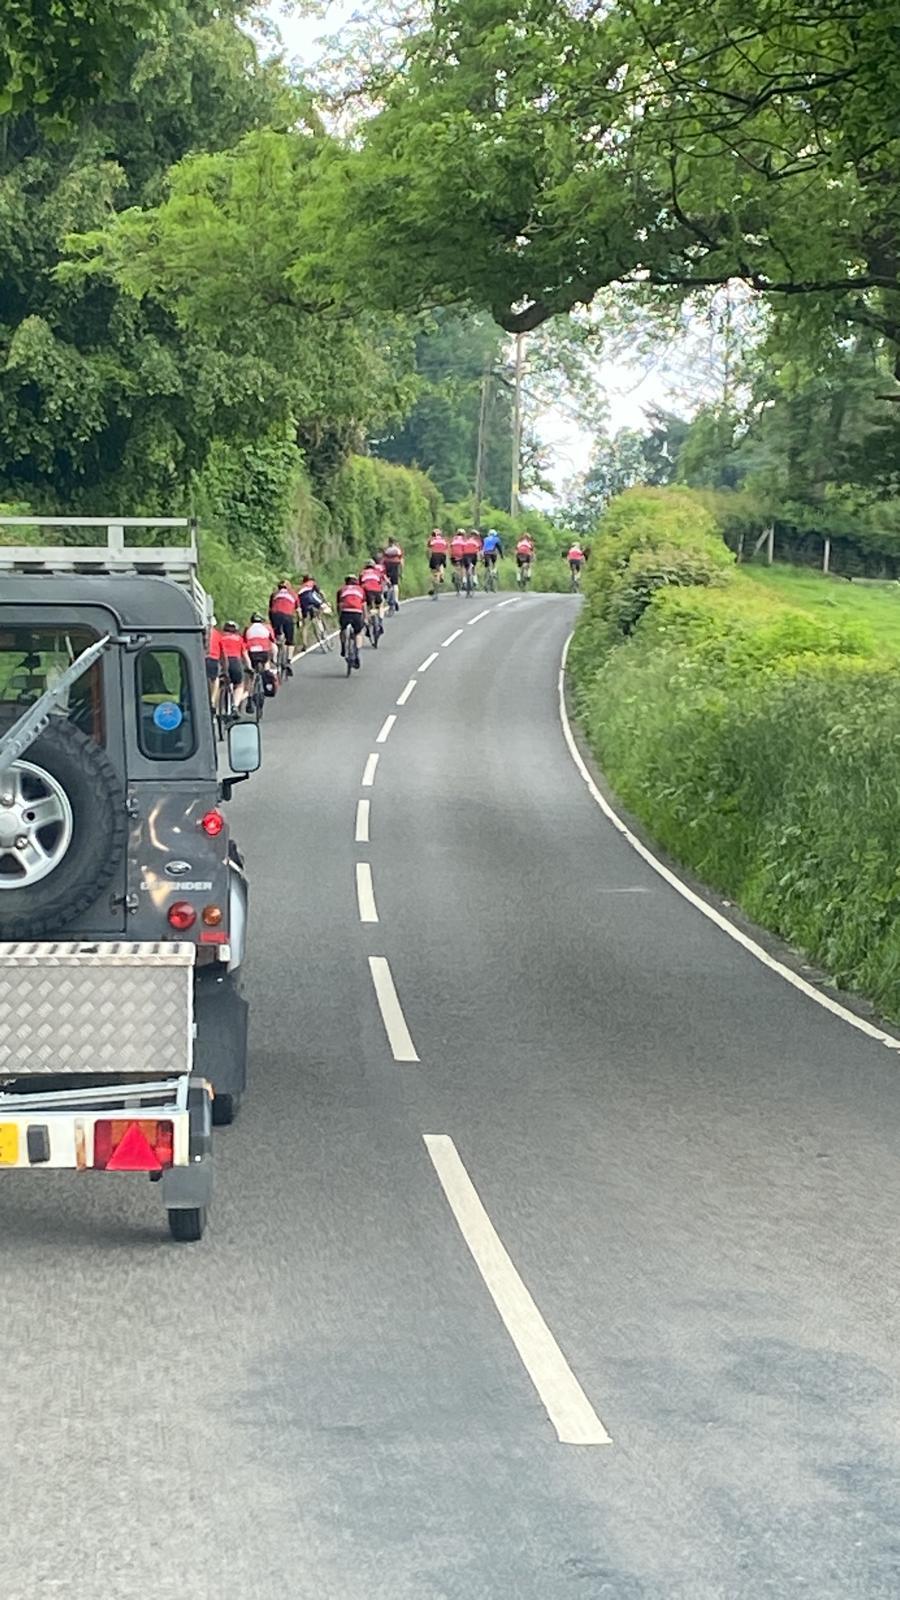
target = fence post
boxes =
[767,525,774,565]
[823,536,831,574]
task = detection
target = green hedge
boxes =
[569,486,900,1021]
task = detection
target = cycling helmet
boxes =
[345,573,358,584]
[223,620,239,632]
[250,611,264,623]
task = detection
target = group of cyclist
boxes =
[206,543,406,700]
[426,528,588,594]
[206,526,590,703]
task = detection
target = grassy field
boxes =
[743,563,900,657]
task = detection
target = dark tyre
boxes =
[168,1207,207,1242]
[212,1090,242,1127]
[0,718,126,940]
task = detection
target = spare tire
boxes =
[0,718,126,940]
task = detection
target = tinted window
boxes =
[0,626,104,744]
[136,649,195,760]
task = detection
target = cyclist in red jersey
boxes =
[383,540,404,609]
[268,579,298,659]
[566,541,587,584]
[218,620,249,709]
[205,618,225,711]
[360,557,385,639]
[427,528,449,597]
[462,529,481,591]
[336,574,366,666]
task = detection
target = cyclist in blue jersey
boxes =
[481,528,503,581]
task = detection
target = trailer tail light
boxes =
[200,809,224,837]
[168,901,196,931]
[93,1120,174,1171]
[201,905,222,925]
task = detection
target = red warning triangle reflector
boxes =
[106,1121,162,1172]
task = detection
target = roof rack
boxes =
[0,518,212,623]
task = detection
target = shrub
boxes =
[568,485,900,1021]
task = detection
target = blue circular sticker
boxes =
[153,701,183,731]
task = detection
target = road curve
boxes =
[4,590,900,1599]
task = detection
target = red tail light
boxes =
[200,809,224,837]
[93,1120,174,1171]
[168,901,196,931]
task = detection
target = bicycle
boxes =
[570,564,583,593]
[247,666,267,721]
[366,608,384,649]
[310,611,333,652]
[516,561,533,589]
[214,673,235,742]
[276,634,292,682]
[463,561,475,598]
[452,564,463,596]
[483,560,498,593]
[342,622,361,676]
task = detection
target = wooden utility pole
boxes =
[473,360,490,526]
[510,333,525,517]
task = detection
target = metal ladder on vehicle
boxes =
[0,516,212,623]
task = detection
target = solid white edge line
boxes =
[442,629,463,647]
[361,753,379,787]
[376,713,397,744]
[356,862,379,923]
[467,609,491,626]
[423,1135,611,1446]
[397,679,417,706]
[557,632,900,1053]
[368,956,419,1062]
[496,598,518,609]
[418,652,439,673]
[355,798,370,844]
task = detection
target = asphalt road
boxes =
[5,589,900,1599]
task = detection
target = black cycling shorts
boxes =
[516,554,532,566]
[223,656,243,687]
[429,553,447,570]
[248,648,270,669]
[569,559,584,572]
[462,553,477,570]
[339,609,365,635]
[483,551,498,566]
[385,562,401,585]
[270,612,295,644]
[300,597,321,619]
[205,656,219,682]
[363,587,382,609]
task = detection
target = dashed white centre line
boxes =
[418,652,439,673]
[467,608,491,626]
[376,714,397,744]
[442,628,463,647]
[396,679,417,706]
[356,862,379,923]
[368,957,419,1062]
[355,799,370,843]
[496,598,518,609]
[423,1135,611,1447]
[361,753,379,787]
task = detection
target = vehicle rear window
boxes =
[0,626,104,745]
[136,648,196,760]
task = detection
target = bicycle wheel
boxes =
[343,625,354,676]
[453,568,462,595]
[465,567,473,597]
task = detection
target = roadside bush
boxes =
[568,485,900,1021]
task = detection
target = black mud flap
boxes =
[194,969,248,1096]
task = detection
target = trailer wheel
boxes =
[211,1090,242,1127]
[168,1206,207,1242]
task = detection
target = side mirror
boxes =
[227,719,261,774]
